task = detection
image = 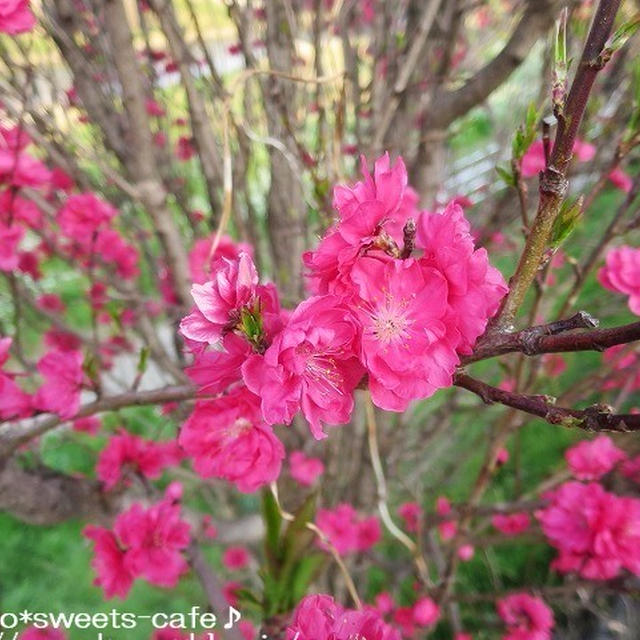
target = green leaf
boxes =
[289,554,325,606]
[261,489,283,570]
[496,165,516,187]
[604,14,640,58]
[550,196,583,248]
[136,346,150,374]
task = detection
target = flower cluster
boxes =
[599,245,640,316]
[496,592,554,640]
[178,154,506,492]
[286,594,401,640]
[315,503,381,555]
[84,486,190,598]
[537,480,640,580]
[97,430,183,490]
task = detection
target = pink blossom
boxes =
[83,525,135,599]
[37,293,65,313]
[57,193,117,243]
[0,189,42,227]
[223,581,242,607]
[412,596,440,627]
[175,135,195,160]
[188,235,253,284]
[303,153,418,297]
[0,223,23,271]
[242,295,364,439]
[492,513,531,536]
[573,139,596,162]
[0,0,35,34]
[537,481,640,580]
[416,202,508,354]
[35,348,84,419]
[222,546,250,570]
[497,593,553,640]
[598,245,640,314]
[458,544,475,561]
[0,149,51,187]
[19,628,67,640]
[436,496,457,540]
[0,371,32,419]
[496,447,509,465]
[565,435,626,480]
[398,501,422,532]
[180,253,261,344]
[113,498,190,588]
[72,415,101,434]
[621,455,640,484]
[374,592,395,615]
[286,594,401,640]
[179,387,284,492]
[145,98,165,117]
[185,333,251,395]
[289,450,324,486]
[520,140,546,178]
[43,328,82,352]
[353,257,458,411]
[520,139,594,178]
[455,634,473,640]
[97,431,182,490]
[608,166,633,193]
[315,504,380,555]
[94,229,139,280]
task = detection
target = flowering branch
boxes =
[490,0,623,329]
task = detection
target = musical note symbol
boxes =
[224,606,241,629]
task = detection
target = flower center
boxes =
[372,295,411,346]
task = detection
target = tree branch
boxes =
[454,372,640,432]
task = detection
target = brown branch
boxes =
[0,385,195,461]
[427,0,561,130]
[489,0,622,329]
[102,0,192,306]
[467,318,640,363]
[454,372,640,432]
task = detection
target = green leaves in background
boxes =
[242,490,325,619]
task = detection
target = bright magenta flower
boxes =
[83,525,135,599]
[492,513,531,536]
[0,0,35,34]
[0,223,23,271]
[397,501,422,533]
[242,295,364,439]
[565,435,626,480]
[57,193,117,244]
[599,245,640,315]
[19,628,66,640]
[289,450,324,486]
[188,234,253,284]
[353,257,457,411]
[97,430,182,490]
[497,593,553,640]
[35,348,84,419]
[416,202,508,355]
[180,253,260,344]
[537,481,640,580]
[316,503,380,555]
[286,594,401,640]
[179,387,284,492]
[222,546,251,570]
[114,499,190,588]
